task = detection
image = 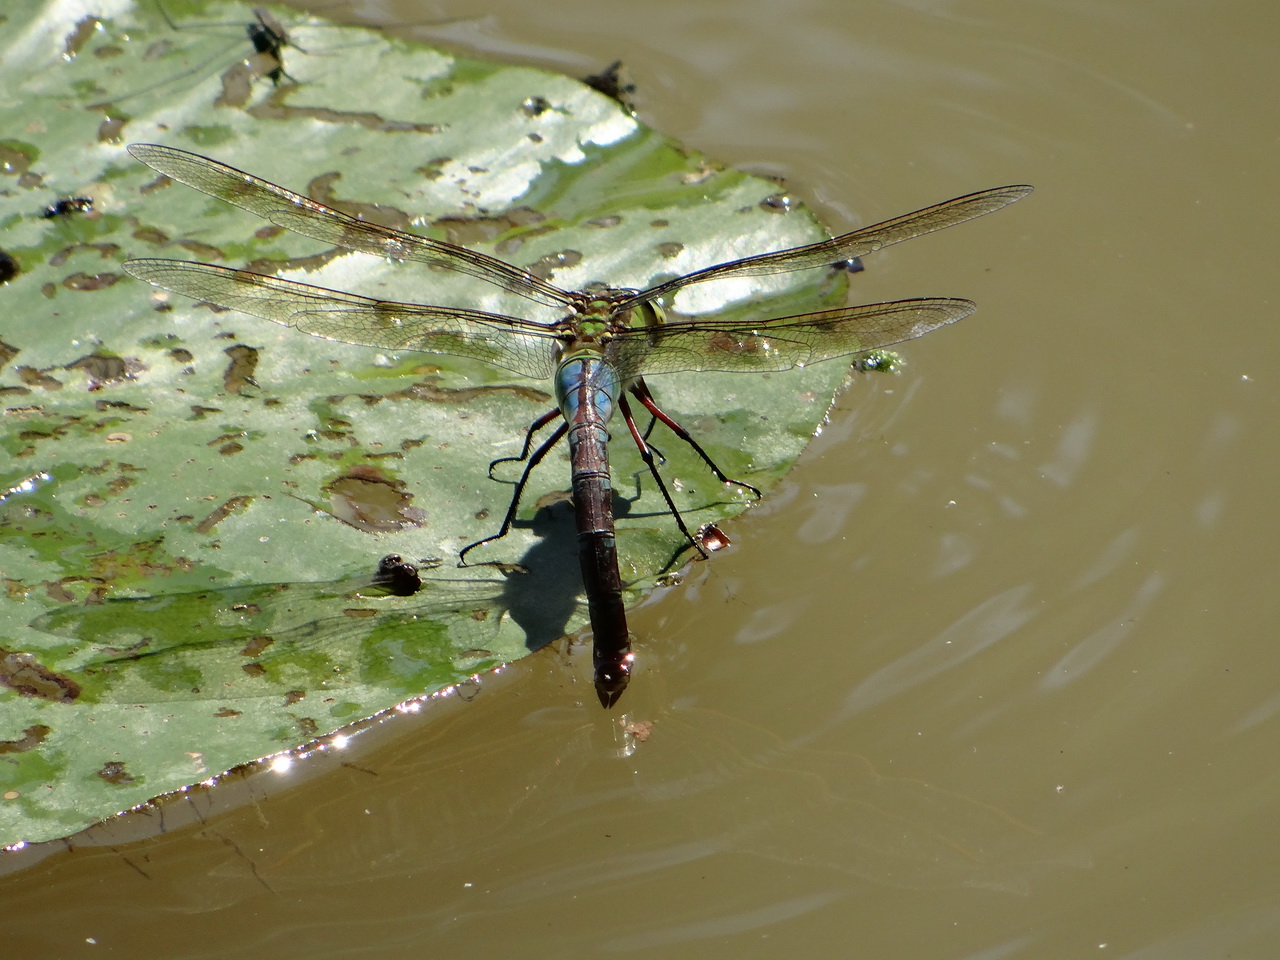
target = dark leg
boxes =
[618,392,709,559]
[487,408,561,479]
[629,378,763,499]
[459,420,568,566]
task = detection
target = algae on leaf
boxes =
[0,0,850,847]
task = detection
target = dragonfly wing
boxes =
[627,184,1032,307]
[34,573,509,703]
[609,298,976,377]
[128,143,576,310]
[124,258,561,379]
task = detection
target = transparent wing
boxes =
[607,298,976,379]
[33,571,509,704]
[124,258,563,379]
[128,143,576,310]
[624,184,1032,308]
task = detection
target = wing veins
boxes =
[607,298,976,377]
[122,258,561,379]
[128,143,575,310]
[624,184,1033,307]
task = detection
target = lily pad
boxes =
[0,0,852,847]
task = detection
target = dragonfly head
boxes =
[571,288,663,337]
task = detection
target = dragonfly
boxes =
[122,143,1031,707]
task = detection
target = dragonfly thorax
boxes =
[554,350,621,426]
[569,289,666,338]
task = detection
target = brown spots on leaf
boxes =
[388,376,549,406]
[131,226,169,245]
[214,707,242,718]
[246,88,442,132]
[292,715,318,737]
[66,353,142,389]
[239,635,273,658]
[195,495,254,534]
[323,466,425,532]
[0,649,82,702]
[706,330,768,357]
[16,366,63,390]
[62,271,123,292]
[283,690,305,706]
[62,15,100,57]
[222,344,259,394]
[0,143,35,178]
[49,242,119,267]
[417,157,450,180]
[0,248,18,283]
[306,172,415,233]
[243,246,345,277]
[342,607,377,619]
[175,239,224,261]
[526,249,582,281]
[215,44,286,110]
[139,173,175,195]
[40,575,108,605]
[94,398,148,414]
[84,538,190,582]
[97,761,135,785]
[0,724,52,754]
[433,207,545,248]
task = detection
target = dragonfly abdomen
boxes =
[557,353,632,707]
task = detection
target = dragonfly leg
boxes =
[629,378,763,499]
[618,392,709,560]
[487,407,561,479]
[637,413,671,465]
[459,419,568,566]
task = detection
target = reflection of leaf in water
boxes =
[32,564,507,706]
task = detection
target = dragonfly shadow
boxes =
[26,560,511,706]
[488,497,586,654]
[490,485,672,654]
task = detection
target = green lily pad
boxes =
[0,0,853,847]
